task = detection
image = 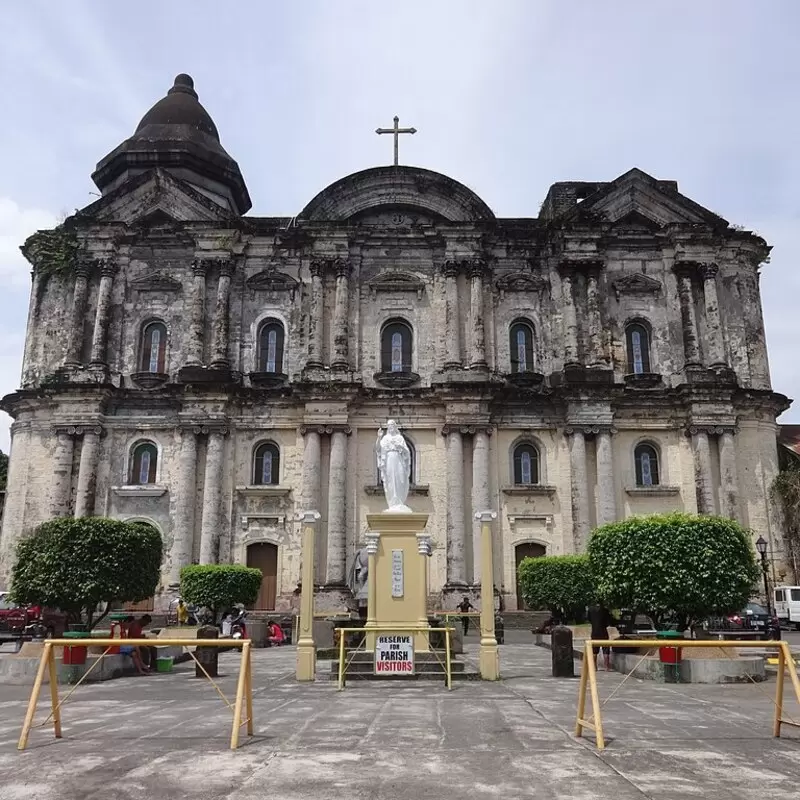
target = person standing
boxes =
[457,596,475,636]
[588,603,617,670]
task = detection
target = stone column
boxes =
[168,428,198,584]
[65,264,91,366]
[89,260,117,365]
[445,427,466,585]
[595,429,616,525]
[471,428,491,585]
[692,429,715,514]
[675,266,701,367]
[210,260,234,369]
[469,262,487,369]
[567,429,590,550]
[199,430,226,564]
[301,427,322,513]
[185,260,207,366]
[306,261,325,369]
[22,272,43,385]
[74,427,101,517]
[443,261,462,370]
[718,429,739,520]
[331,260,350,371]
[585,270,604,366]
[701,263,727,367]
[325,429,349,584]
[50,429,76,517]
[560,271,579,366]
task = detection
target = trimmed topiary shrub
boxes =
[517,554,595,621]
[588,512,760,629]
[11,517,162,629]
[180,564,263,622]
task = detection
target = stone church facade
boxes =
[0,74,790,611]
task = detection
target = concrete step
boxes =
[500,611,551,629]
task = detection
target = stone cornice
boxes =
[52,423,104,437]
[179,422,230,436]
[300,424,352,436]
[685,424,737,437]
[563,425,617,436]
[441,424,493,436]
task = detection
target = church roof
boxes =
[134,74,220,140]
[299,166,495,223]
[91,74,251,215]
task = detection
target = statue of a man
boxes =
[375,419,412,512]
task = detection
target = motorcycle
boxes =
[221,605,248,640]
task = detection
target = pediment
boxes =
[129,271,183,292]
[496,271,548,298]
[563,168,727,228]
[246,268,299,296]
[80,169,233,225]
[368,271,426,298]
[611,272,662,300]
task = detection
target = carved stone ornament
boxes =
[246,269,299,296]
[441,424,494,437]
[130,272,182,292]
[563,425,617,437]
[368,271,426,299]
[496,271,548,299]
[686,425,736,437]
[611,272,662,300]
[299,425,352,436]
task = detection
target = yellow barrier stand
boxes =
[575,638,800,750]
[336,626,454,690]
[17,638,253,752]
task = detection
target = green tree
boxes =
[771,468,800,583]
[517,554,595,621]
[0,449,8,491]
[588,512,760,630]
[11,517,162,629]
[180,565,263,623]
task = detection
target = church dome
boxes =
[91,73,251,215]
[135,74,220,141]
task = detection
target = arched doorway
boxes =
[515,542,546,610]
[247,543,278,610]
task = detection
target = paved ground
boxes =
[1,642,800,799]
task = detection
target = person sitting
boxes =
[267,620,285,647]
[119,617,150,675]
[125,614,156,670]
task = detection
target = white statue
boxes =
[375,419,412,512]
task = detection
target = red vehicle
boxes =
[0,593,67,640]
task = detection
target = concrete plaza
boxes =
[0,643,799,799]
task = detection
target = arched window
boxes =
[513,442,540,485]
[257,320,285,374]
[625,322,651,375]
[634,443,660,487]
[130,441,158,485]
[377,436,416,485]
[253,442,280,486]
[509,320,535,373]
[381,320,413,373]
[140,321,167,373]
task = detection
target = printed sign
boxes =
[391,549,404,598]
[375,634,414,675]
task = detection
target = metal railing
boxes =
[336,626,454,690]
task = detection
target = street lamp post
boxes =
[756,536,772,616]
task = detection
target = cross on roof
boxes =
[375,116,417,166]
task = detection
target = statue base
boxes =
[364,512,431,653]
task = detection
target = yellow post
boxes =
[445,627,452,690]
[575,643,589,737]
[363,532,380,648]
[245,644,254,737]
[47,644,62,740]
[781,641,800,707]
[585,639,605,749]
[18,643,50,751]
[295,510,321,682]
[475,510,500,680]
[774,645,786,737]
[230,641,251,750]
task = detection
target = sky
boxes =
[0,0,799,452]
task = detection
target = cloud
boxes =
[0,198,58,288]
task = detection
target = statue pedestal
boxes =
[364,512,431,653]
